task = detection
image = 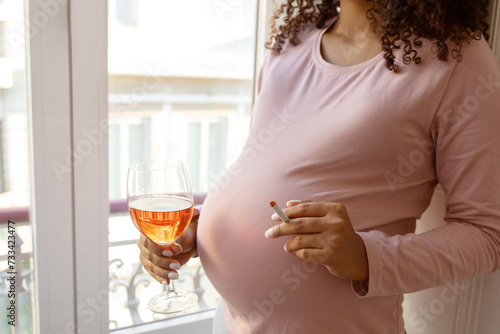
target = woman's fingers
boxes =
[284,233,323,252]
[172,228,194,254]
[137,234,173,256]
[137,249,183,283]
[288,201,346,219]
[266,200,368,281]
[139,252,179,284]
[271,200,314,222]
[137,240,173,268]
[286,199,310,207]
[170,218,198,255]
[265,218,324,238]
[168,243,182,255]
[271,201,338,222]
[137,234,186,283]
[293,247,333,263]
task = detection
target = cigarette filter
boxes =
[269,201,290,222]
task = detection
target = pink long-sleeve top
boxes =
[197,17,500,333]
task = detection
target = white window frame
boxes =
[28,0,270,333]
[28,0,76,331]
[28,0,109,333]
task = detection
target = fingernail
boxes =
[161,280,168,285]
[284,244,288,252]
[287,200,301,206]
[271,213,279,220]
[162,250,173,257]
[168,272,179,279]
[265,228,274,239]
[169,262,180,270]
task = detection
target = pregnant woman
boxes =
[137,0,500,333]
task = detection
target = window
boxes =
[0,22,6,57]
[0,20,13,90]
[185,116,228,192]
[108,0,259,331]
[2,0,266,332]
[116,0,138,26]
[109,117,151,199]
[0,1,35,333]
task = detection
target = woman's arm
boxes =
[354,39,500,297]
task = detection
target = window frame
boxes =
[28,0,76,332]
[0,21,6,57]
[28,0,269,333]
[28,0,109,332]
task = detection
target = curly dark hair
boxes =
[266,0,491,72]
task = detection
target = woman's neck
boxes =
[334,0,379,40]
[321,0,383,67]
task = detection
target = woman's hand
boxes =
[137,207,200,284]
[265,200,368,282]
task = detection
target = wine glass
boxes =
[127,158,198,313]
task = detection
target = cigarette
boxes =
[269,201,290,222]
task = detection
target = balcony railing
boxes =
[0,196,218,331]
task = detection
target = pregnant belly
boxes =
[196,172,346,326]
[197,189,293,312]
[195,167,321,313]
[196,166,401,333]
[197,192,391,334]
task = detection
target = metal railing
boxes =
[0,198,218,331]
[108,234,217,329]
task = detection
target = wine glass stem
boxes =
[169,279,178,296]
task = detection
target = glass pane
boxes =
[207,119,227,190]
[186,122,201,191]
[128,119,150,168]
[0,0,36,333]
[108,124,121,199]
[108,0,258,329]
[116,0,137,25]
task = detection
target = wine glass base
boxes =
[147,289,198,314]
